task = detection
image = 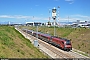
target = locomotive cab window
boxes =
[66,40,71,45]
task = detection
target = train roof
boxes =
[41,33,51,37]
[51,36,70,41]
[36,32,41,34]
[27,30,33,31]
[51,36,61,38]
[44,34,51,36]
[60,38,70,41]
[22,29,28,30]
[23,29,70,41]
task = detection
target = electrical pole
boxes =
[48,9,51,27]
[58,6,60,26]
[33,16,34,26]
[36,26,38,39]
[49,9,51,22]
[68,16,69,25]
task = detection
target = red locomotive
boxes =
[22,29,72,51]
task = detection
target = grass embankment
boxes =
[0,26,48,58]
[20,26,90,56]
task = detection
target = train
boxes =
[22,29,72,51]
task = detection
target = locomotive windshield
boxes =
[66,40,71,45]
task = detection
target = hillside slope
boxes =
[0,26,48,58]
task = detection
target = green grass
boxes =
[74,50,89,57]
[20,26,90,56]
[0,26,14,47]
[0,26,49,58]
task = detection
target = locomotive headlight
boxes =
[65,45,67,47]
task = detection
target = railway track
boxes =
[23,31,73,58]
[15,28,90,59]
[17,28,73,58]
[39,40,74,58]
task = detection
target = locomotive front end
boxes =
[64,40,72,51]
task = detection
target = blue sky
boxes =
[0,0,90,24]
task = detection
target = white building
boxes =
[72,20,90,28]
[26,22,43,26]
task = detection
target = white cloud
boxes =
[68,14,90,22]
[70,14,90,19]
[0,14,90,22]
[65,0,73,2]
[35,5,39,7]
[65,0,74,4]
[57,14,90,22]
[72,14,90,18]
[54,0,59,1]
[0,15,32,19]
[32,17,49,21]
[58,17,80,22]
[0,15,48,21]
[0,15,14,18]
[69,2,74,4]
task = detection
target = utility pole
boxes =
[48,9,51,27]
[36,26,38,39]
[58,6,60,26]
[49,9,51,22]
[68,16,69,25]
[33,16,34,26]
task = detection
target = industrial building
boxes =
[26,22,44,26]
